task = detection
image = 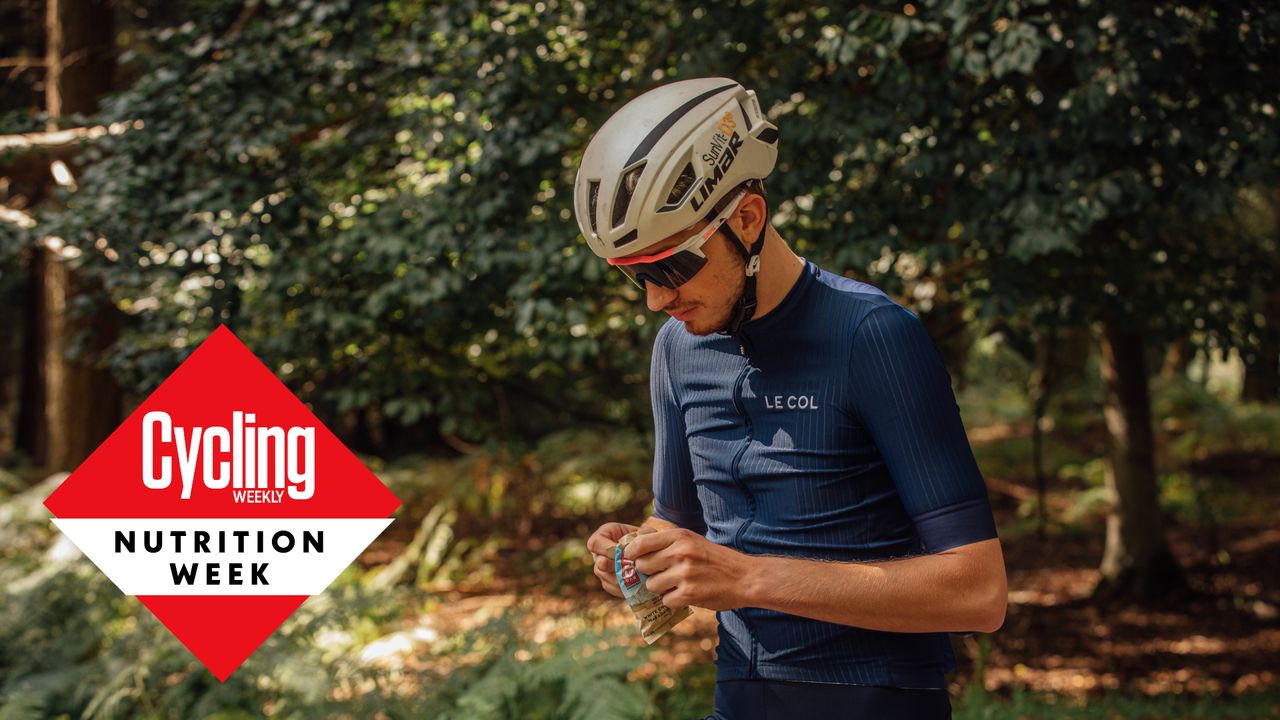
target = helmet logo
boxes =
[717,111,737,136]
[702,112,738,167]
[691,128,744,212]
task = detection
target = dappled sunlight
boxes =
[2,0,1278,716]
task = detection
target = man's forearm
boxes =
[742,538,1006,634]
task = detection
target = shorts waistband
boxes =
[708,678,952,720]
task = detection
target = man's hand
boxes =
[586,522,643,598]
[625,528,752,611]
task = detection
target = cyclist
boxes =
[578,77,1006,719]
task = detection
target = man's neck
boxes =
[750,226,805,321]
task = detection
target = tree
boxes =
[1,0,121,472]
[23,0,826,448]
[1239,187,1279,403]
[800,1,1279,597]
[3,0,1276,597]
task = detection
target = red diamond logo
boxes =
[44,325,400,680]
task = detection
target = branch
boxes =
[0,57,46,69]
[3,51,89,81]
[226,1,262,39]
[0,122,133,153]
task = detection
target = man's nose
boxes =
[646,281,676,312]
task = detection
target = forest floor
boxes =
[358,420,1280,713]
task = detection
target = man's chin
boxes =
[667,303,730,336]
[682,314,726,336]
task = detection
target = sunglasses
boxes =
[607,191,746,289]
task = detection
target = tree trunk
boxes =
[920,294,972,391]
[30,245,123,470]
[0,275,23,455]
[17,0,119,472]
[1055,326,1092,380]
[1242,286,1280,403]
[1161,336,1195,382]
[44,0,114,118]
[1242,188,1280,403]
[1028,323,1059,538]
[1095,315,1185,599]
[15,261,42,459]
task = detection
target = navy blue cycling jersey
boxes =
[650,259,998,690]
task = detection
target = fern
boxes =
[0,689,47,720]
[404,612,650,720]
[1,473,666,720]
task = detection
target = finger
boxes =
[644,568,679,596]
[594,562,620,589]
[633,551,674,576]
[585,525,621,555]
[586,523,639,556]
[599,578,623,598]
[661,590,690,610]
[624,528,682,560]
[595,569,619,590]
[594,555,616,577]
[594,553,616,576]
[586,535,616,557]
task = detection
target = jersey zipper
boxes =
[728,353,759,678]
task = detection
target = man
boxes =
[576,77,1006,719]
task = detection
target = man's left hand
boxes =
[624,528,753,611]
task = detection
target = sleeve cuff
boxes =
[653,498,707,534]
[912,496,998,553]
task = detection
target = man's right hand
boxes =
[586,522,642,598]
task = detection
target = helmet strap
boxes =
[716,202,768,337]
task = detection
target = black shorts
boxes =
[704,679,952,719]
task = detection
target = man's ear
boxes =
[730,192,767,244]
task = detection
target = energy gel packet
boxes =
[614,531,692,644]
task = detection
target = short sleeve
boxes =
[848,304,998,553]
[650,325,707,534]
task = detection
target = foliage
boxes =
[953,687,1280,719]
[0,474,402,718]
[370,427,651,529]
[0,476,662,719]
[32,0,662,445]
[807,1,1279,347]
[1154,374,1280,461]
[412,615,649,720]
[2,428,652,718]
[3,0,1274,449]
[369,427,652,590]
[0,430,654,717]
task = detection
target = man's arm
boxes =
[628,531,1007,633]
[746,537,1007,633]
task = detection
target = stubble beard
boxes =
[683,253,747,337]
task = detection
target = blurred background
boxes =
[1,0,1278,717]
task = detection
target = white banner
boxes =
[51,518,394,596]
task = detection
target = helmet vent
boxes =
[612,229,638,249]
[612,163,645,229]
[665,162,697,206]
[587,180,600,236]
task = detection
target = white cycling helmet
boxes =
[574,77,779,258]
